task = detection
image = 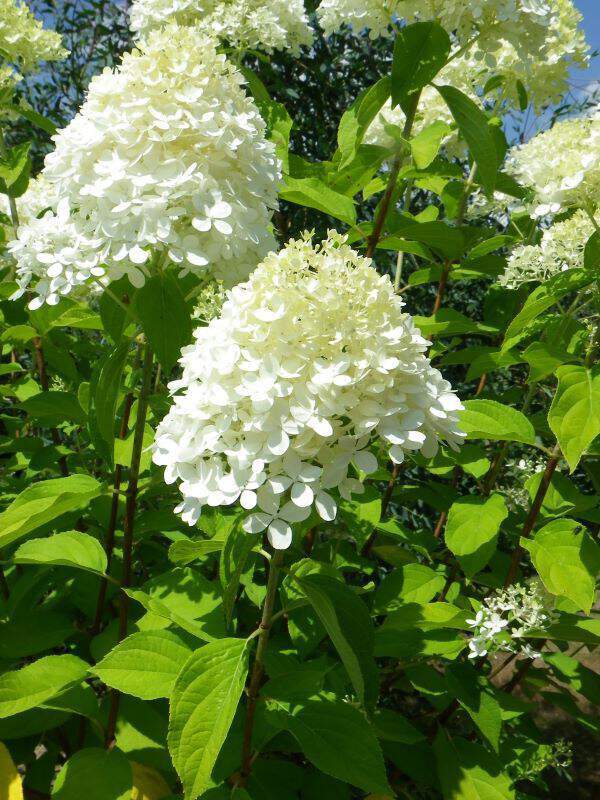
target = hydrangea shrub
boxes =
[0,2,598,800]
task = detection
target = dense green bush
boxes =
[0,2,598,800]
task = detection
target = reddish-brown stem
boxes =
[91,390,134,636]
[239,550,284,783]
[504,446,561,587]
[432,261,451,314]
[474,372,488,396]
[33,336,69,477]
[105,344,153,748]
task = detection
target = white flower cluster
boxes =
[318,1,588,111]
[9,24,280,310]
[129,0,313,54]
[318,0,554,45]
[467,582,551,660]
[507,111,600,216]
[153,233,465,549]
[0,0,66,74]
[500,210,594,288]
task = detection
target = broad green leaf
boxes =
[93,630,192,699]
[13,531,107,575]
[445,663,502,752]
[296,573,377,708]
[256,98,293,173]
[98,276,136,343]
[0,475,102,549]
[0,741,23,800]
[168,638,249,800]
[169,537,224,565]
[0,142,31,195]
[413,310,497,338]
[503,269,594,345]
[544,651,600,706]
[538,614,600,645]
[466,235,514,260]
[52,748,132,800]
[337,77,391,168]
[374,564,445,612]
[584,230,600,270]
[0,655,89,718]
[133,273,192,373]
[459,399,536,444]
[0,611,74,659]
[445,494,508,577]
[279,176,356,225]
[0,103,57,134]
[521,519,600,613]
[45,305,103,330]
[411,121,451,169]
[433,733,515,799]
[372,709,425,744]
[21,390,86,425]
[266,696,390,795]
[392,21,450,107]
[522,341,574,383]
[435,85,499,194]
[380,603,468,633]
[375,627,466,661]
[525,470,597,519]
[89,340,130,465]
[389,217,465,260]
[338,484,381,546]
[548,365,600,471]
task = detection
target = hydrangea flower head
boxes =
[467,581,552,660]
[500,209,595,288]
[0,0,66,73]
[129,0,313,54]
[507,111,600,216]
[9,23,280,309]
[153,233,465,548]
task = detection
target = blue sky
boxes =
[575,0,599,77]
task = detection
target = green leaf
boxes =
[133,272,192,373]
[445,494,508,577]
[435,85,499,194]
[373,564,445,612]
[459,399,536,444]
[503,269,594,345]
[392,21,451,108]
[584,230,600,270]
[169,537,225,565]
[413,310,497,337]
[21,390,87,425]
[548,365,600,472]
[265,696,391,795]
[89,340,130,466]
[390,217,465,260]
[0,611,74,659]
[13,531,107,575]
[296,573,378,708]
[545,651,600,706]
[445,663,502,752]
[52,748,132,800]
[380,603,468,633]
[256,98,293,173]
[539,614,600,645]
[219,521,259,626]
[0,655,89,718]
[279,176,356,225]
[522,341,574,383]
[0,103,57,135]
[411,121,451,169]
[93,630,192,700]
[434,732,515,799]
[0,475,102,549]
[521,519,600,614]
[0,142,31,193]
[337,77,391,168]
[168,638,249,800]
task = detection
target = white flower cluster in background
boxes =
[9,23,280,309]
[500,210,595,288]
[507,111,600,216]
[319,0,553,45]
[467,581,552,660]
[153,233,465,548]
[466,189,524,224]
[0,0,66,76]
[129,0,313,54]
[318,1,587,112]
[2,174,57,227]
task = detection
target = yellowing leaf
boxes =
[0,742,23,800]
[131,762,170,800]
